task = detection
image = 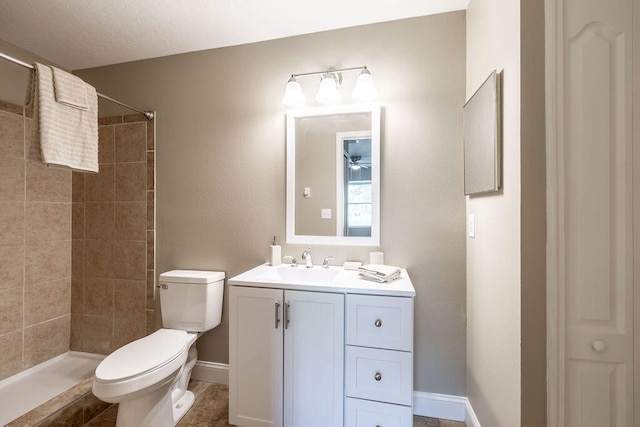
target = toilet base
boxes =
[172,390,195,423]
[114,339,199,427]
[116,376,177,427]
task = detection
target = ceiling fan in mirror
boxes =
[349,155,370,170]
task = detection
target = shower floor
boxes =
[0,351,104,425]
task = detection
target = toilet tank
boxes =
[158,270,225,332]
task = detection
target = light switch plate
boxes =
[468,214,475,238]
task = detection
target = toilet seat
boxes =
[96,329,189,382]
[93,329,195,402]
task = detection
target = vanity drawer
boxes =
[345,346,413,406]
[346,294,413,351]
[345,397,412,427]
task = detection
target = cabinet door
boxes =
[283,290,344,427]
[229,286,284,427]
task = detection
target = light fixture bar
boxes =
[289,66,368,79]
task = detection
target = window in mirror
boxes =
[337,134,372,237]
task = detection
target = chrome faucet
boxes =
[322,256,334,269]
[301,248,313,268]
[283,255,297,267]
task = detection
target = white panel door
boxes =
[229,286,284,427]
[283,290,344,427]
[558,0,636,425]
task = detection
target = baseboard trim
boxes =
[464,397,481,427]
[192,361,480,425]
[413,391,466,422]
[191,360,229,385]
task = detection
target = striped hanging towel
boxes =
[25,63,99,173]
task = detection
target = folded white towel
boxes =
[52,66,89,110]
[26,63,98,173]
[358,264,401,283]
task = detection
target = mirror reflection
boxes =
[286,104,380,246]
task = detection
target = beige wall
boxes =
[0,39,65,106]
[76,12,467,395]
[466,0,522,425]
[466,0,546,425]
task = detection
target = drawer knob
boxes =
[374,372,382,381]
[374,319,382,327]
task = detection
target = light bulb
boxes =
[282,76,306,106]
[316,74,341,104]
[352,68,378,100]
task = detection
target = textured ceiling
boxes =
[0,0,468,70]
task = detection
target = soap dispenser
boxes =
[269,236,281,266]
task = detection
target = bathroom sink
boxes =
[229,263,415,296]
[257,265,340,284]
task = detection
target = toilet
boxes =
[93,270,225,427]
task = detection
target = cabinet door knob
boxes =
[374,372,382,381]
[592,340,606,352]
[374,319,382,327]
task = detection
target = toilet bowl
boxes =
[93,270,224,427]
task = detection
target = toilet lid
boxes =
[95,329,189,382]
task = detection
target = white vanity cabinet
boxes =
[228,285,344,427]
[229,264,416,427]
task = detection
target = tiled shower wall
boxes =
[0,100,72,381]
[71,113,156,354]
[0,99,155,382]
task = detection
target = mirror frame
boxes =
[286,103,381,246]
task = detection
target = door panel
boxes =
[283,290,344,427]
[562,0,635,425]
[229,286,284,427]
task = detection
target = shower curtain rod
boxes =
[0,51,154,120]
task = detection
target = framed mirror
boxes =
[286,104,381,245]
[463,70,502,195]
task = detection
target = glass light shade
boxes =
[352,69,378,100]
[282,77,306,106]
[315,75,341,104]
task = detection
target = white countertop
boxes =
[228,263,415,297]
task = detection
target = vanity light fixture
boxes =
[282,66,377,106]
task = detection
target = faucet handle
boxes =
[322,256,334,268]
[283,255,297,267]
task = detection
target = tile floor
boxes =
[85,381,467,427]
